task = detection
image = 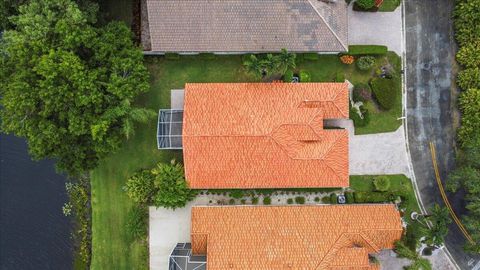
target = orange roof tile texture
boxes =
[191,205,403,270]
[182,82,350,189]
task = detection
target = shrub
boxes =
[350,105,370,127]
[356,56,376,71]
[287,198,294,204]
[340,55,355,64]
[348,45,388,55]
[314,197,320,202]
[165,53,180,60]
[263,196,272,205]
[355,0,376,10]
[125,169,156,204]
[126,205,148,241]
[330,193,338,204]
[252,197,259,204]
[198,53,216,60]
[373,176,391,192]
[283,70,294,82]
[295,196,305,204]
[230,190,244,199]
[352,83,372,102]
[300,70,311,82]
[456,42,480,68]
[229,198,235,205]
[345,192,354,204]
[152,161,196,209]
[457,68,480,90]
[422,247,433,256]
[241,199,246,204]
[458,88,480,146]
[370,77,398,110]
[335,72,345,82]
[303,53,319,61]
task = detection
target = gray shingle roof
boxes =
[144,0,348,53]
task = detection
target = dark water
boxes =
[0,134,72,270]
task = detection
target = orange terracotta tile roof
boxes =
[182,82,349,189]
[191,205,403,270]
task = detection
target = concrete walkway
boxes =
[348,4,403,55]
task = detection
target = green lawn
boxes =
[350,174,420,217]
[297,52,403,134]
[91,55,403,269]
[379,0,402,12]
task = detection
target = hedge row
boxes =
[370,77,398,110]
[348,45,388,55]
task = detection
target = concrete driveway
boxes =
[348,5,403,55]
[149,203,193,270]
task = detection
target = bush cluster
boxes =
[283,70,294,82]
[356,56,376,71]
[370,77,398,110]
[125,161,196,209]
[263,197,271,205]
[340,55,355,64]
[294,196,305,204]
[355,0,376,10]
[352,83,372,102]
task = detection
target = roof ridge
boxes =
[306,0,348,51]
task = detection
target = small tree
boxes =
[277,48,296,74]
[243,55,266,78]
[152,161,196,209]
[373,176,391,192]
[125,169,156,204]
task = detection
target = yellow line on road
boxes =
[429,142,474,244]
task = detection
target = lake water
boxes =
[0,134,72,270]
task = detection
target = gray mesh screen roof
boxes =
[169,243,206,270]
[157,109,183,149]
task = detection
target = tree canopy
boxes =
[0,0,153,177]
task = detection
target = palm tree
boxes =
[395,241,432,270]
[277,48,296,74]
[243,54,265,78]
[423,204,451,247]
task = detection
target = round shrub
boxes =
[230,189,244,199]
[287,198,294,204]
[345,192,354,204]
[330,193,338,204]
[295,196,305,204]
[356,0,376,10]
[314,197,320,202]
[229,198,235,205]
[370,77,398,110]
[299,70,311,82]
[125,169,156,204]
[356,56,376,71]
[252,197,259,205]
[373,176,391,192]
[263,196,271,205]
[352,83,372,102]
[283,70,294,82]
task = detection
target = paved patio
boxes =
[348,4,403,55]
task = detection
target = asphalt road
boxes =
[405,0,480,269]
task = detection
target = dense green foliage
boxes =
[152,161,196,209]
[349,105,370,127]
[356,56,376,71]
[423,204,451,247]
[370,77,398,110]
[294,196,305,204]
[243,49,296,78]
[395,241,432,270]
[0,0,153,177]
[352,83,372,102]
[125,205,148,241]
[125,170,156,204]
[263,196,271,205]
[348,45,388,55]
[355,0,376,9]
[283,70,294,82]
[447,1,480,249]
[64,177,91,266]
